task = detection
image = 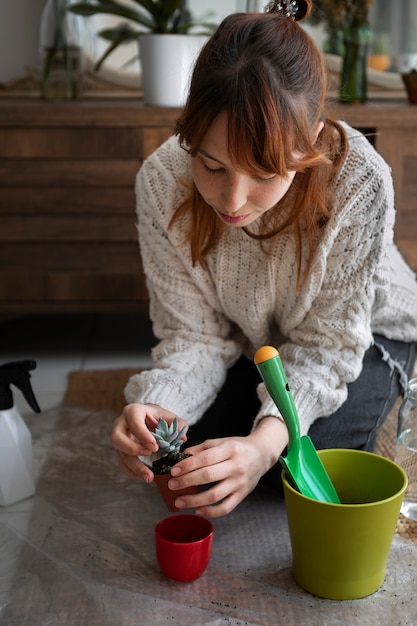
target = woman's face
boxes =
[191,111,296,228]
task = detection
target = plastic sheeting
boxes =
[1,406,416,625]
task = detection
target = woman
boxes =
[111,0,417,518]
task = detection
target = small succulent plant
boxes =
[151,417,198,510]
[151,417,190,475]
[153,418,187,458]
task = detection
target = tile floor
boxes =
[0,313,155,417]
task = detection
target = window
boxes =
[370,0,417,72]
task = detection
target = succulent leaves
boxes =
[153,417,186,458]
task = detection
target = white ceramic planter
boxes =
[138,34,208,107]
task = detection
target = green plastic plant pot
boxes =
[282,449,408,600]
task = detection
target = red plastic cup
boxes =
[155,514,214,582]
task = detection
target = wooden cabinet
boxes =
[0,99,179,317]
[0,98,416,318]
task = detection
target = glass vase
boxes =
[395,378,417,521]
[39,0,83,100]
[339,25,372,104]
[324,29,344,56]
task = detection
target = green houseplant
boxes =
[309,0,373,103]
[145,417,198,512]
[69,0,216,106]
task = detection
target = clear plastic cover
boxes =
[1,406,417,624]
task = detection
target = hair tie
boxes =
[264,1,308,21]
[264,1,298,20]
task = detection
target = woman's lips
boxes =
[216,210,250,225]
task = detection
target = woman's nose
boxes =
[221,176,248,213]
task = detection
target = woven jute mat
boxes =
[64,369,417,541]
[64,368,139,416]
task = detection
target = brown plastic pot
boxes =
[154,473,198,512]
[402,71,417,104]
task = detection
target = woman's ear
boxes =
[313,120,324,143]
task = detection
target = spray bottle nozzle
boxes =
[0,360,41,413]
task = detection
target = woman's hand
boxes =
[167,417,289,518]
[110,403,188,483]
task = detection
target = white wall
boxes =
[0,0,45,83]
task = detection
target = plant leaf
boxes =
[177,424,187,440]
[97,24,139,42]
[69,1,156,30]
[93,29,137,70]
[69,0,215,34]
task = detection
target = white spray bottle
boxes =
[0,360,41,506]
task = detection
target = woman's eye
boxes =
[202,162,224,175]
[254,174,276,183]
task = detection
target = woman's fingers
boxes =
[165,437,263,517]
[123,404,160,449]
[111,404,161,456]
[173,438,251,484]
[175,438,233,474]
[112,404,189,454]
[172,475,249,518]
[116,449,154,483]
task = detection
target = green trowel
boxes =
[254,346,340,504]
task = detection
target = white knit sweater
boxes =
[125,123,417,435]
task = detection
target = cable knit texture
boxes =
[125,123,417,435]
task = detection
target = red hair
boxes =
[172,7,347,286]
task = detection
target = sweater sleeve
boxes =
[124,138,241,424]
[254,131,403,434]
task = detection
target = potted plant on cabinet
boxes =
[369,32,390,72]
[69,0,216,106]
[402,67,417,104]
[144,417,198,512]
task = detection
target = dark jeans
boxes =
[186,334,416,488]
